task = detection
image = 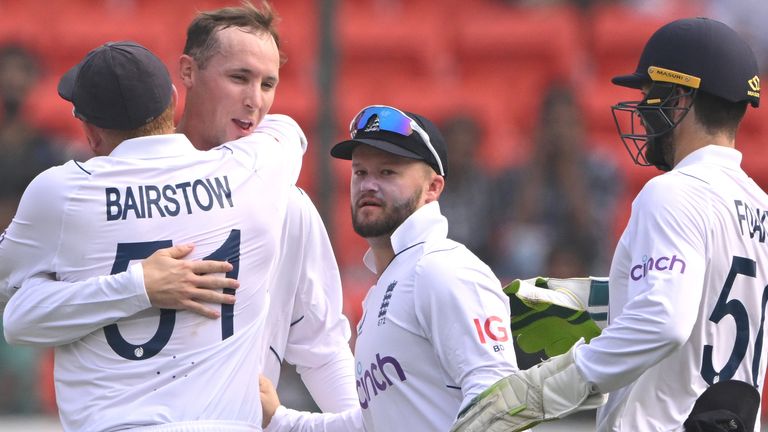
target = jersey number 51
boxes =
[103,230,241,361]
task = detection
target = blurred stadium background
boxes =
[1,0,768,429]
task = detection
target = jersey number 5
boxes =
[103,230,241,361]
[701,255,768,387]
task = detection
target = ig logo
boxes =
[473,316,509,352]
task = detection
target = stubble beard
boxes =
[352,190,422,239]
[644,129,675,171]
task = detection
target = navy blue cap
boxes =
[332,109,448,177]
[58,41,173,130]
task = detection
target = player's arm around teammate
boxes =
[174,1,360,413]
[261,375,365,432]
[2,248,237,345]
[0,113,307,346]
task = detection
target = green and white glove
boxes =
[450,339,607,432]
[506,277,608,358]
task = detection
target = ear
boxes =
[673,86,696,121]
[675,86,696,106]
[424,173,445,203]
[82,122,105,156]
[179,54,195,89]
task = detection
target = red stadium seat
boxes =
[451,4,587,86]
[23,75,86,144]
[578,77,641,146]
[588,5,659,83]
[335,73,531,174]
[445,4,590,170]
[737,97,767,146]
[272,78,320,133]
[273,1,319,86]
[451,82,530,172]
[21,4,178,77]
[335,1,452,88]
[737,116,766,194]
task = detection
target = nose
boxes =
[244,86,262,112]
[358,175,380,193]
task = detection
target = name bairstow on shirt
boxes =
[104,175,233,221]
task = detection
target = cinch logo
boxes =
[473,316,509,345]
[356,353,406,409]
[630,254,686,281]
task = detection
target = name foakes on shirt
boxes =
[105,175,233,221]
[734,200,767,242]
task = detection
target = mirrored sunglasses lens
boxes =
[354,107,412,137]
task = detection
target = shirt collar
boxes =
[108,134,197,159]
[362,201,448,273]
[674,144,742,171]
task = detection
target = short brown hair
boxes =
[183,0,284,69]
[693,91,748,140]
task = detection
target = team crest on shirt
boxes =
[378,281,397,326]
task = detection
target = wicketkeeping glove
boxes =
[450,339,607,432]
[506,277,608,358]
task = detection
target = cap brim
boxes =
[611,72,649,89]
[57,62,82,102]
[331,138,422,161]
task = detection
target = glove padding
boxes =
[506,277,607,358]
[450,339,607,432]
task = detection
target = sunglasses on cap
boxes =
[349,105,445,176]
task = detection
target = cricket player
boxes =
[4,0,358,418]
[259,105,519,432]
[452,17,768,432]
[157,1,360,410]
[0,41,308,431]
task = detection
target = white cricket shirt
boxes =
[2,113,358,416]
[355,202,518,431]
[261,187,357,413]
[576,145,768,431]
[0,115,305,431]
[266,202,518,432]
